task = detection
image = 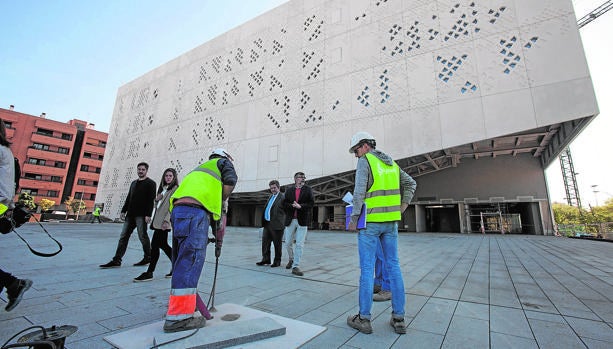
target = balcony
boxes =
[30,132,74,148]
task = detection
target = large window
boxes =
[32,143,50,150]
[36,128,53,137]
[58,147,69,154]
[61,133,72,140]
[27,158,46,166]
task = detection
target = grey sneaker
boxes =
[5,279,33,312]
[390,316,407,334]
[347,314,372,334]
[163,317,206,333]
[292,267,304,276]
[373,290,392,302]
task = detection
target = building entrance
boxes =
[425,205,460,232]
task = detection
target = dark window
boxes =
[89,194,96,200]
[83,152,92,158]
[95,167,101,173]
[99,141,107,148]
[93,181,98,186]
[36,128,53,136]
[51,176,62,183]
[24,173,42,180]
[54,161,65,168]
[47,190,59,197]
[61,133,72,140]
[4,121,13,128]
[99,155,104,160]
[27,158,46,166]
[58,147,69,154]
[77,179,86,185]
[80,165,89,171]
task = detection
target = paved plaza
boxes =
[1,223,612,348]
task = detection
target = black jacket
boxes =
[283,185,314,226]
[262,192,286,230]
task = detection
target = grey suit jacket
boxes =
[262,192,286,230]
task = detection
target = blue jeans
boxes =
[170,206,208,293]
[113,216,150,262]
[374,240,390,291]
[358,222,405,320]
[285,219,307,268]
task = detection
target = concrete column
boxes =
[457,202,468,233]
[415,204,426,233]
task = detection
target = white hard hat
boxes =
[349,131,375,153]
[210,148,234,161]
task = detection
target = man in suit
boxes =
[283,172,314,276]
[257,180,286,267]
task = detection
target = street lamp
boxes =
[591,184,599,207]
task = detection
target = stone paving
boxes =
[1,223,612,348]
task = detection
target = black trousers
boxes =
[262,225,283,263]
[147,229,172,273]
[0,268,17,293]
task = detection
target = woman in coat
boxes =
[134,168,179,282]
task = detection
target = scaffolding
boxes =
[466,203,522,234]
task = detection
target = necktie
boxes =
[264,194,276,221]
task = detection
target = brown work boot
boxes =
[373,290,392,302]
[163,317,206,333]
[347,314,372,334]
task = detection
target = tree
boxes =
[39,198,55,212]
[64,197,86,218]
[18,192,36,210]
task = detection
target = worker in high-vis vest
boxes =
[1,119,33,312]
[163,148,237,333]
[346,131,416,336]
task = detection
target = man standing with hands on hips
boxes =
[283,172,314,277]
[346,131,416,335]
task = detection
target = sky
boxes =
[0,0,611,207]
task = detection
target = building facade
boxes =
[0,106,108,212]
[98,0,598,234]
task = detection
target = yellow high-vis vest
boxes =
[364,153,401,222]
[170,159,223,220]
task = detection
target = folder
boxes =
[345,204,366,230]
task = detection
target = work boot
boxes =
[165,271,173,278]
[5,279,33,312]
[347,314,372,334]
[292,267,304,276]
[373,290,392,302]
[133,258,150,266]
[133,272,153,282]
[99,260,121,268]
[163,317,206,333]
[285,259,293,269]
[390,316,407,334]
[373,284,382,294]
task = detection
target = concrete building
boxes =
[1,106,108,211]
[98,0,598,234]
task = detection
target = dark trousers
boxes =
[113,216,151,263]
[147,229,172,273]
[91,216,102,223]
[0,268,17,293]
[262,224,283,263]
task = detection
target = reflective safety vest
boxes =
[170,158,223,220]
[93,207,100,216]
[0,203,7,216]
[364,153,401,222]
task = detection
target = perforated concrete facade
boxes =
[98,0,597,219]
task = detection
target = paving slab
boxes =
[1,224,612,348]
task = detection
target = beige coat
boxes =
[151,186,177,230]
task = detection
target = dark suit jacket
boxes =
[262,192,286,230]
[283,185,314,227]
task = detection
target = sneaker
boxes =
[373,290,392,302]
[390,316,407,334]
[285,259,293,269]
[373,284,382,294]
[292,267,304,276]
[133,259,150,266]
[133,272,153,282]
[5,279,33,311]
[347,314,372,334]
[99,260,121,268]
[165,272,173,278]
[163,317,206,333]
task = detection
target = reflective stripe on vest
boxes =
[166,287,197,321]
[170,159,223,220]
[364,153,401,222]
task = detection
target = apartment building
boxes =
[0,105,108,211]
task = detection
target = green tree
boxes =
[18,192,36,210]
[552,202,582,224]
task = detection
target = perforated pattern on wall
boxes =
[97,0,589,218]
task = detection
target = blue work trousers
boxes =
[170,206,209,291]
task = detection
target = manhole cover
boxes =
[221,314,241,321]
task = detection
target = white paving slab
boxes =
[104,303,326,349]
